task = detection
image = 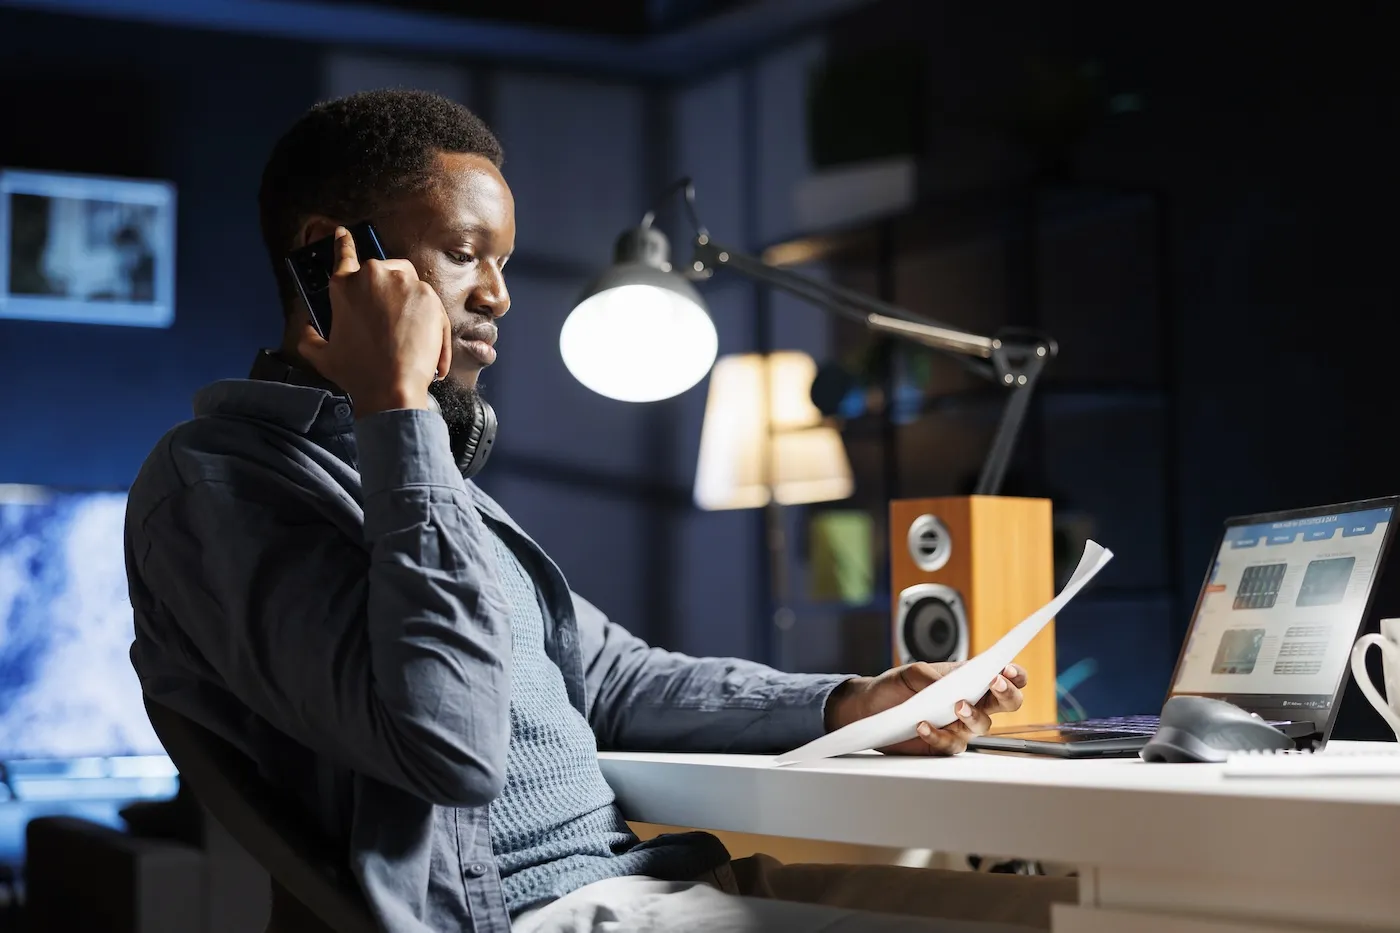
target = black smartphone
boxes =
[284,221,387,339]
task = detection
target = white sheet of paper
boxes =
[774,540,1114,766]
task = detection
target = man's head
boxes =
[258,89,515,428]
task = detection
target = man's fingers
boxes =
[437,312,453,381]
[1003,663,1028,689]
[331,226,360,276]
[980,672,1024,714]
[915,721,968,756]
[365,257,418,279]
[879,716,975,756]
[901,660,962,693]
[954,699,993,736]
[295,323,329,365]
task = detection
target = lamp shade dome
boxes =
[561,263,718,403]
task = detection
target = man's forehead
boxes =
[433,152,509,195]
[422,154,514,227]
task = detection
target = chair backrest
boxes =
[143,696,378,933]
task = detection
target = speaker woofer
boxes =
[895,583,969,665]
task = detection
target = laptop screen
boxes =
[1169,500,1396,721]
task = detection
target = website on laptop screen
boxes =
[1171,505,1393,712]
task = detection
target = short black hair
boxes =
[258,88,503,313]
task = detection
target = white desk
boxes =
[599,742,1400,933]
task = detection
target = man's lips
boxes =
[454,320,497,366]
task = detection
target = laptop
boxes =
[969,496,1400,758]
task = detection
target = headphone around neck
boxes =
[447,389,497,480]
[249,350,496,479]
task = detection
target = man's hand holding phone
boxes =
[298,226,452,416]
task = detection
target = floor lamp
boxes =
[692,351,855,667]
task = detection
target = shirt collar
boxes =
[192,350,352,435]
[195,354,523,541]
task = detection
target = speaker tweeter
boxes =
[907,513,952,572]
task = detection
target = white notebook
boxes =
[1223,744,1400,778]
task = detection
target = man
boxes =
[125,90,1073,933]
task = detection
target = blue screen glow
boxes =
[0,485,163,760]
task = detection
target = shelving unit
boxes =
[755,179,1182,715]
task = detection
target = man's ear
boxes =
[296,215,342,248]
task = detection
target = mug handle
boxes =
[1351,634,1400,739]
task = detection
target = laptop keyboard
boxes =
[1060,715,1164,735]
[1059,714,1289,734]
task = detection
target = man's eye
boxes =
[447,251,476,265]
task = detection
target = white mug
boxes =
[1351,618,1400,740]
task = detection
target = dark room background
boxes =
[3,0,1399,782]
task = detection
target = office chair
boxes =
[143,696,379,933]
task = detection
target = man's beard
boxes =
[428,377,483,467]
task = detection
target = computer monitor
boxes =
[0,484,164,763]
[0,168,176,327]
[1169,496,1399,736]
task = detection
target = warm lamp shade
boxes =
[693,351,855,511]
[560,264,719,403]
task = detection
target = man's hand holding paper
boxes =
[824,661,1029,756]
[779,540,1114,767]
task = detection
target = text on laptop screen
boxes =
[0,485,164,760]
[1171,505,1393,703]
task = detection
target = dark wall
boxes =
[1078,2,1400,738]
[0,9,683,649]
[0,9,318,487]
[821,0,1400,733]
[6,1,1397,735]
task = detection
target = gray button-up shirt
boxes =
[123,370,850,933]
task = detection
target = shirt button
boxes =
[467,863,487,878]
[334,403,352,420]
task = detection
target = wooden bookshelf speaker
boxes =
[890,495,1057,727]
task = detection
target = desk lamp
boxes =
[562,179,1062,722]
[561,178,1056,498]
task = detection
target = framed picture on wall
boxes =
[0,168,176,328]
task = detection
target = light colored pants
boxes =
[513,854,1076,932]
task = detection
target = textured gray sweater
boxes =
[483,526,727,915]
